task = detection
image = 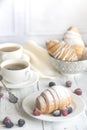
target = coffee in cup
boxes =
[0,43,23,61]
[4,63,27,70]
[0,59,31,83]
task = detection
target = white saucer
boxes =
[3,70,39,89]
[0,53,30,63]
[21,53,30,62]
[22,92,85,122]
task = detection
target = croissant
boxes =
[46,40,78,61]
[36,85,72,114]
[46,40,59,55]
[63,26,85,59]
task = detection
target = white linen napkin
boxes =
[23,41,59,79]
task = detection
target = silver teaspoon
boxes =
[0,75,18,103]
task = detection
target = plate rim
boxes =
[22,91,85,122]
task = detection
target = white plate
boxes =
[2,70,39,89]
[22,92,85,122]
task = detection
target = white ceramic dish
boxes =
[49,54,87,74]
[22,91,85,122]
[2,70,39,89]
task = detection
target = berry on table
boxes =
[49,82,56,87]
[73,88,82,95]
[52,110,61,116]
[65,81,72,88]
[5,121,14,128]
[0,93,3,99]
[33,108,41,116]
[60,108,68,116]
[3,117,11,124]
[18,119,25,127]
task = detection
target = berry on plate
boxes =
[67,106,73,114]
[33,108,41,116]
[52,110,61,116]
[60,108,68,116]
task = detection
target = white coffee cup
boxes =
[0,59,31,83]
[0,43,23,61]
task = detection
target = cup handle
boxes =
[25,71,32,81]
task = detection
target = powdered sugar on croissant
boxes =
[46,40,78,61]
[63,26,84,59]
[36,85,72,114]
[63,27,84,46]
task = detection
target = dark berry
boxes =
[49,82,56,87]
[3,117,11,124]
[52,110,61,116]
[60,108,68,116]
[73,88,82,95]
[5,122,14,128]
[67,106,73,114]
[33,108,41,116]
[18,119,25,127]
[65,81,72,87]
[0,93,3,99]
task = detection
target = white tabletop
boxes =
[0,72,87,130]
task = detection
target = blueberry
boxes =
[67,106,73,114]
[52,110,61,116]
[49,82,56,87]
[18,119,25,127]
[5,122,14,128]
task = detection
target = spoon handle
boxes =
[0,80,8,91]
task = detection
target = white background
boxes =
[0,0,87,46]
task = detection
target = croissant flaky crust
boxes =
[36,86,72,114]
[46,40,78,61]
